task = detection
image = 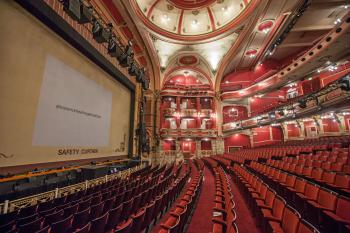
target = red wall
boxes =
[221,59,280,89]
[322,119,340,133]
[224,134,251,153]
[163,140,175,150]
[252,126,282,147]
[201,141,212,150]
[181,141,196,154]
[286,124,301,138]
[223,105,248,123]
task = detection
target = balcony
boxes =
[222,75,350,133]
[180,109,197,117]
[200,109,212,118]
[160,128,217,138]
[163,108,176,117]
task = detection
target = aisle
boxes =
[229,175,262,233]
[186,167,215,233]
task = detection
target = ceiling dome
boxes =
[132,0,256,41]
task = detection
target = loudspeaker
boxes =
[92,20,111,43]
[340,78,350,91]
[299,100,307,108]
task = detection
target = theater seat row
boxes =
[232,164,320,233]
[158,161,203,233]
[247,162,350,233]
[0,163,186,233]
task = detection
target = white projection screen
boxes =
[32,55,112,147]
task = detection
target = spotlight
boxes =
[142,78,150,90]
[63,0,93,23]
[128,62,138,76]
[340,78,350,91]
[92,20,112,43]
[298,100,307,108]
[108,37,123,58]
[136,68,144,83]
[118,42,133,67]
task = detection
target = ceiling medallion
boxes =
[178,55,199,66]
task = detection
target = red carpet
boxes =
[228,174,262,233]
[186,167,215,233]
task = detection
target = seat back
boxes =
[130,208,146,233]
[334,174,350,188]
[90,211,109,233]
[294,178,307,193]
[51,214,73,233]
[281,205,300,233]
[72,222,90,233]
[304,183,319,201]
[317,188,337,211]
[335,195,350,221]
[43,209,64,225]
[322,171,336,184]
[63,203,78,218]
[142,200,156,229]
[90,201,105,221]
[114,218,133,233]
[297,219,319,233]
[285,175,296,187]
[105,203,123,232]
[35,225,50,233]
[272,196,286,219]
[18,217,43,233]
[72,207,90,230]
[264,189,276,207]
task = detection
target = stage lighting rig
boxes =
[128,62,138,76]
[108,36,123,58]
[92,20,112,43]
[136,67,144,83]
[142,78,150,90]
[63,0,93,23]
[118,41,134,67]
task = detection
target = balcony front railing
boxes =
[0,164,145,214]
[160,128,217,138]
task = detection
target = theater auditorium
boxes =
[0,0,349,233]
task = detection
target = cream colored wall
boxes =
[0,1,131,167]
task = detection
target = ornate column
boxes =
[215,92,222,136]
[176,96,181,128]
[217,139,224,155]
[196,97,201,128]
[196,140,201,158]
[175,140,183,162]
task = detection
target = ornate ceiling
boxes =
[100,0,350,93]
[133,0,253,40]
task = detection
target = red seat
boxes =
[72,222,90,233]
[50,214,73,233]
[260,195,286,232]
[130,208,146,233]
[297,219,320,233]
[115,218,133,233]
[268,205,300,233]
[321,195,350,233]
[90,211,109,233]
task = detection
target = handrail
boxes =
[0,163,145,214]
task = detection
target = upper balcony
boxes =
[222,74,350,132]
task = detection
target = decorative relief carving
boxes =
[0,153,14,159]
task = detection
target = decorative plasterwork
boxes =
[134,0,253,40]
[153,32,239,71]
